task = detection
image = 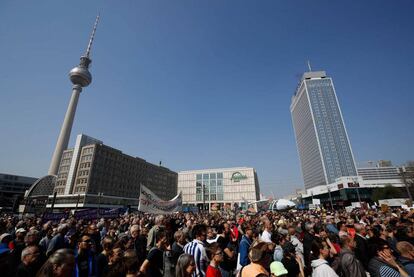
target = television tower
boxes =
[48,15,100,175]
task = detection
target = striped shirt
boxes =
[183,239,208,277]
[379,265,401,277]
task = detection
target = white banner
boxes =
[138,185,182,214]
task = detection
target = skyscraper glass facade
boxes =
[291,71,357,189]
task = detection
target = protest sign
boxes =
[138,185,182,214]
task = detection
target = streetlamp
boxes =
[397,167,413,206]
[352,177,362,208]
[97,192,103,216]
[327,185,334,210]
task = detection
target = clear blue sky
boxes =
[1,1,413,197]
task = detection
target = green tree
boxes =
[371,184,405,202]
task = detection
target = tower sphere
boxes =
[69,59,92,87]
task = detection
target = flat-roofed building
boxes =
[178,167,260,211]
[49,134,177,209]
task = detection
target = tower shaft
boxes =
[48,85,82,175]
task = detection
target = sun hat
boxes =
[270,261,288,276]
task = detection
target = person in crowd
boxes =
[39,226,53,254]
[239,241,271,277]
[310,240,339,277]
[239,222,253,268]
[0,233,12,274]
[139,230,168,277]
[335,235,366,277]
[354,223,369,270]
[325,217,339,235]
[75,235,96,277]
[261,220,273,243]
[128,224,145,267]
[105,247,125,277]
[176,253,197,277]
[303,222,316,276]
[86,224,102,253]
[146,215,165,251]
[216,223,237,277]
[207,227,219,244]
[169,230,186,276]
[337,222,348,238]
[183,224,209,277]
[270,261,288,277]
[288,225,304,265]
[36,248,75,277]
[96,236,114,277]
[396,241,414,277]
[46,224,68,257]
[124,249,140,277]
[281,242,304,277]
[273,233,286,262]
[16,245,41,277]
[368,238,409,277]
[205,242,223,277]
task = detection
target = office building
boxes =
[178,167,260,211]
[48,134,177,209]
[290,70,357,190]
[0,173,37,210]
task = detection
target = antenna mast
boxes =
[307,60,312,72]
[85,14,100,59]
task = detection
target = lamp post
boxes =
[352,177,362,208]
[397,167,413,206]
[327,186,334,210]
[97,192,103,217]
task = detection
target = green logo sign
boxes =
[231,172,248,182]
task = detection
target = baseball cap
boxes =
[0,233,12,243]
[16,228,26,234]
[270,261,288,276]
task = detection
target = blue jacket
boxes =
[239,235,252,267]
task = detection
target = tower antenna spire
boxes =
[307,60,312,72]
[85,14,100,59]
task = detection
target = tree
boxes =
[371,184,405,203]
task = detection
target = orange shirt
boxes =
[241,263,269,277]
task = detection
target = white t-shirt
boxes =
[261,229,272,243]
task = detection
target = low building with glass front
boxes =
[178,167,260,211]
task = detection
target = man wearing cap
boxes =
[0,233,12,275]
[10,228,27,276]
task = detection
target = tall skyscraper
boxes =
[48,16,100,175]
[290,70,357,189]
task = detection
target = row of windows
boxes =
[78,170,90,177]
[82,147,94,155]
[74,186,87,193]
[59,165,70,172]
[76,178,88,184]
[79,162,91,169]
[80,155,93,162]
[196,173,223,180]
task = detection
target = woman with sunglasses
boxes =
[206,242,224,277]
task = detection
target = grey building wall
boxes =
[0,173,37,209]
[53,137,178,208]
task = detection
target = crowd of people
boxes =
[0,207,414,277]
